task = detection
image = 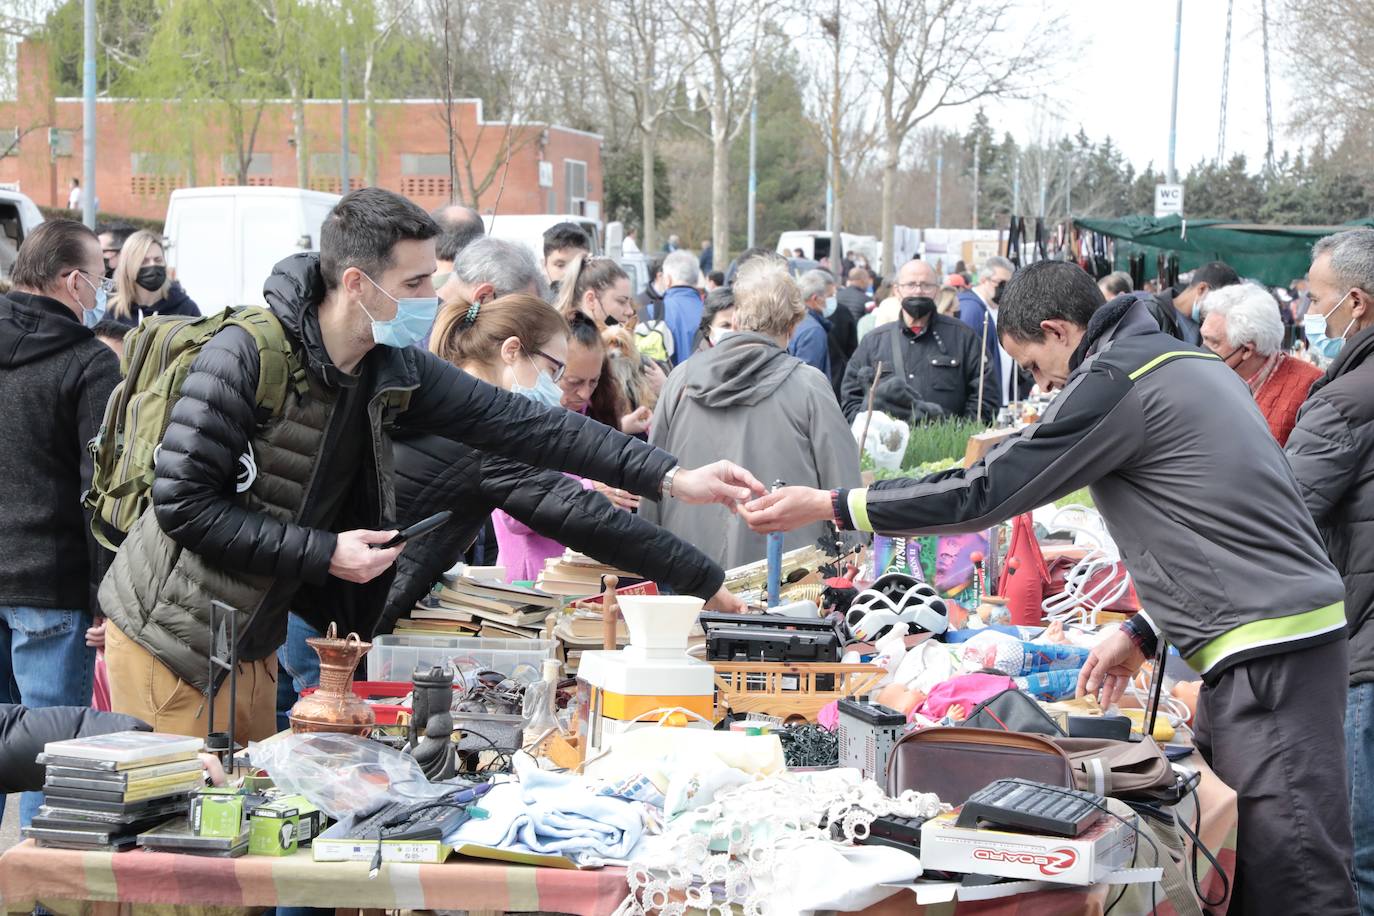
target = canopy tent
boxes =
[1074,215,1374,287]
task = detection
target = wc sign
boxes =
[1155,183,1184,218]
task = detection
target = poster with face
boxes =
[872,531,990,608]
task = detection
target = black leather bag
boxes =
[962,688,1065,736]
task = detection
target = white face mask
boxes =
[709,327,734,346]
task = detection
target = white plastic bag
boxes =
[248,732,460,819]
[852,411,909,471]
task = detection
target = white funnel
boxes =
[616,595,704,658]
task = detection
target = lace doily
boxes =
[614,770,945,915]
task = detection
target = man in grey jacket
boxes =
[1286,227,1374,914]
[744,261,1355,914]
[642,257,862,569]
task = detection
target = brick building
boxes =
[0,41,603,222]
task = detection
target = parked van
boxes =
[0,188,45,279]
[163,186,341,312]
[776,230,843,267]
[484,214,602,267]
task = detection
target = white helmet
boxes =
[845,573,949,641]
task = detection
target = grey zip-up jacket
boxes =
[835,295,1347,682]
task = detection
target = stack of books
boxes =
[25,731,204,850]
[395,576,561,640]
[536,551,640,598]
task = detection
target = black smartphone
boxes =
[373,511,453,549]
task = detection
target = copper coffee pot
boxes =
[288,623,375,735]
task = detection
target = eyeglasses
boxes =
[77,270,115,295]
[528,347,566,382]
[895,280,940,294]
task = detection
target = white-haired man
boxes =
[788,268,835,376]
[1200,282,1322,446]
[662,249,702,367]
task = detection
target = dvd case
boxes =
[40,731,202,766]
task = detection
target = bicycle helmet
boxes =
[845,572,950,641]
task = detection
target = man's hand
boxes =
[1076,625,1147,708]
[739,486,834,533]
[329,530,403,583]
[704,586,747,613]
[594,481,641,511]
[670,461,766,509]
[85,617,106,649]
[621,405,653,436]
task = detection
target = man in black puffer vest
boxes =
[0,220,120,826]
[100,188,764,744]
[1287,227,1374,915]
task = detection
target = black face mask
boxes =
[901,296,936,322]
[603,314,620,327]
[136,265,167,292]
[992,280,1007,306]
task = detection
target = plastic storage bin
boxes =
[368,634,558,682]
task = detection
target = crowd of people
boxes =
[1,188,1373,913]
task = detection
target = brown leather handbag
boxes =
[884,726,1075,806]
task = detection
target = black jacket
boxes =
[110,282,200,327]
[836,285,869,323]
[1286,324,1374,685]
[635,283,665,315]
[1146,288,1201,345]
[826,304,859,397]
[0,704,149,794]
[839,314,999,423]
[0,291,120,612]
[380,432,725,634]
[138,253,680,663]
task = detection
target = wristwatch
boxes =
[660,465,680,499]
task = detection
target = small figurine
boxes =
[406,665,457,781]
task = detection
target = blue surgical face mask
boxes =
[511,357,564,409]
[823,295,838,318]
[77,271,108,327]
[1190,294,1206,323]
[359,272,439,348]
[1304,290,1356,360]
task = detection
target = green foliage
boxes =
[603,145,673,230]
[859,417,986,478]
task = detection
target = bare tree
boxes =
[589,0,699,251]
[671,0,778,265]
[806,2,878,247]
[424,0,544,208]
[866,0,1052,271]
[1281,0,1374,136]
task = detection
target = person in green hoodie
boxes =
[641,256,862,569]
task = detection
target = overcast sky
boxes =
[931,0,1296,177]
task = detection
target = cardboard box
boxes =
[920,810,1136,886]
[248,795,325,856]
[191,788,268,838]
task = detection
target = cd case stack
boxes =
[138,817,248,857]
[23,731,205,851]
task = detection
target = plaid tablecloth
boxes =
[1,755,1235,916]
[0,842,630,916]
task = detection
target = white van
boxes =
[483,214,602,267]
[776,230,844,267]
[163,186,341,312]
[0,188,45,279]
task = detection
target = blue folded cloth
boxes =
[446,757,647,865]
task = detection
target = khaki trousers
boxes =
[105,621,279,742]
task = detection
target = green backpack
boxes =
[85,306,309,551]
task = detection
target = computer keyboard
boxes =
[955,778,1104,838]
[348,783,492,842]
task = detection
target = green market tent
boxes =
[1073,215,1374,287]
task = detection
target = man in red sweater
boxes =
[1201,282,1322,445]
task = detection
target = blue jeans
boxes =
[0,607,95,826]
[275,614,323,732]
[1349,681,1374,915]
